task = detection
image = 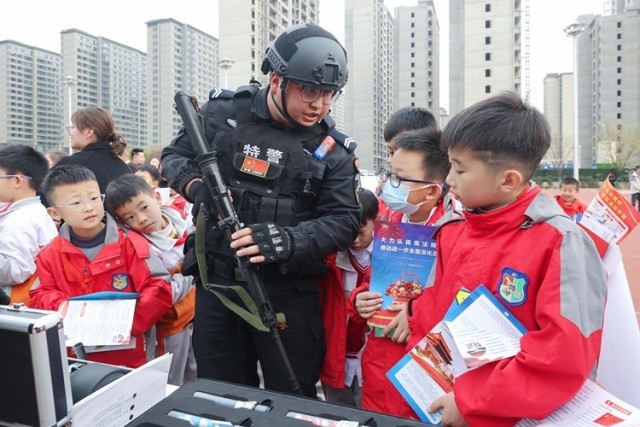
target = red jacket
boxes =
[348,195,455,418]
[554,194,587,219]
[29,215,173,368]
[318,252,369,389]
[408,186,607,426]
[377,198,403,223]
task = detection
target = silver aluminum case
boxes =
[0,304,73,426]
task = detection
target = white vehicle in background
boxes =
[359,169,379,194]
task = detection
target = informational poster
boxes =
[368,221,437,337]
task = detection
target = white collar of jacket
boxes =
[0,196,44,218]
[142,206,188,251]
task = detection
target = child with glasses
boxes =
[392,93,607,426]
[377,107,438,223]
[105,175,197,385]
[0,145,58,304]
[350,127,459,419]
[29,164,173,369]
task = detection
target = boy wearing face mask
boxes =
[348,127,459,418]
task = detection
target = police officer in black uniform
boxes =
[161,23,361,398]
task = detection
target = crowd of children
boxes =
[0,91,611,425]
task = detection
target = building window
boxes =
[411,42,415,48]
[617,56,622,62]
[485,52,491,61]
[485,36,491,44]
[411,72,415,77]
[411,52,415,58]
[485,3,491,12]
[485,68,491,77]
[485,85,491,93]
[411,92,415,98]
[411,22,415,28]
[411,12,415,18]
[617,90,621,96]
[617,113,622,119]
[411,62,415,68]
[617,101,622,108]
[617,33,622,39]
[411,82,415,87]
[617,44,622,51]
[411,32,415,38]
[485,20,491,28]
[617,67,622,73]
[617,79,622,84]
[617,21,622,28]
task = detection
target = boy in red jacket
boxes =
[351,128,456,418]
[30,164,173,368]
[388,92,607,426]
[377,107,438,223]
[318,188,378,407]
[554,176,587,220]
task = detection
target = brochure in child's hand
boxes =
[368,221,437,338]
[516,379,640,426]
[387,285,527,424]
[59,292,139,349]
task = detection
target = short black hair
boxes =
[105,174,155,216]
[357,187,378,225]
[442,92,550,181]
[0,144,49,190]
[131,148,144,160]
[394,128,450,183]
[384,107,437,142]
[135,164,161,183]
[561,176,580,189]
[42,164,97,206]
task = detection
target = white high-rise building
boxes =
[219,0,320,91]
[542,72,574,167]
[0,41,62,151]
[61,29,147,148]
[345,0,394,171]
[449,0,526,116]
[146,18,218,148]
[393,0,440,119]
[572,3,640,168]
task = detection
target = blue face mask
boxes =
[382,182,430,215]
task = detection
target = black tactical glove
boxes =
[187,179,214,220]
[248,222,293,264]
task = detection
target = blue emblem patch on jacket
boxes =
[112,273,129,290]
[497,267,528,306]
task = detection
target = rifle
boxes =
[173,91,302,396]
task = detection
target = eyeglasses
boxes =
[379,168,438,189]
[65,125,75,134]
[51,194,105,211]
[0,174,32,180]
[296,83,342,105]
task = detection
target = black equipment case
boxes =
[128,378,435,427]
[0,303,73,426]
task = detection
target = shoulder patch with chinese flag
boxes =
[241,156,270,178]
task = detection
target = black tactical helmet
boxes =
[261,23,348,91]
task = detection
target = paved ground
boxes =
[542,188,640,327]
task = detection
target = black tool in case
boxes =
[128,378,435,427]
[0,303,73,427]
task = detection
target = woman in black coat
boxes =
[56,106,132,194]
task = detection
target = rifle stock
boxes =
[173,91,301,395]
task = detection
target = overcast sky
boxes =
[0,0,603,110]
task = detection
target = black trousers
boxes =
[192,278,325,398]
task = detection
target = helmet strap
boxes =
[272,78,310,130]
